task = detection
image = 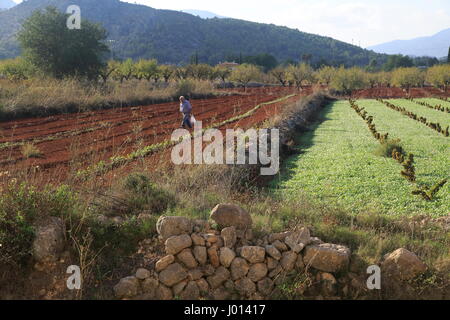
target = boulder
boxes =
[177,248,198,269]
[165,234,193,255]
[235,277,256,297]
[280,251,298,272]
[265,245,282,260]
[285,227,311,253]
[141,278,159,297]
[219,247,236,268]
[272,240,288,252]
[32,217,65,263]
[180,281,200,300]
[303,243,351,273]
[207,266,231,289]
[158,263,188,287]
[381,248,427,280]
[210,204,252,230]
[157,216,193,240]
[268,231,292,243]
[230,257,250,280]
[221,227,237,248]
[193,246,208,265]
[135,268,151,280]
[207,247,220,268]
[155,284,173,300]
[191,233,206,246]
[257,278,274,296]
[240,246,266,264]
[248,263,268,282]
[173,280,188,296]
[155,255,175,272]
[114,276,140,299]
[196,278,210,294]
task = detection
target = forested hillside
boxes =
[0,0,386,66]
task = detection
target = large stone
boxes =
[155,255,175,272]
[173,280,188,296]
[285,227,311,253]
[191,233,206,246]
[193,246,208,265]
[207,247,220,268]
[230,257,250,280]
[265,245,282,260]
[207,266,231,289]
[303,243,351,273]
[114,276,140,299]
[221,226,237,248]
[257,278,274,296]
[158,263,188,287]
[280,251,298,272]
[135,268,151,280]
[272,240,288,252]
[235,277,256,297]
[268,232,292,243]
[155,284,173,300]
[180,281,200,300]
[240,246,265,263]
[210,204,252,230]
[219,247,236,268]
[156,216,193,240]
[177,249,198,269]
[248,263,268,282]
[196,278,210,294]
[32,217,65,263]
[165,234,193,255]
[381,248,427,280]
[188,268,204,281]
[141,278,159,297]
[212,286,231,300]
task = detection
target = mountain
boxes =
[367,28,450,58]
[0,0,386,66]
[0,0,16,10]
[182,9,227,19]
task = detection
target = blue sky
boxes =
[13,0,450,47]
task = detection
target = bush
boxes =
[123,173,176,215]
[374,138,403,158]
[0,183,75,267]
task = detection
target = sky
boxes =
[12,0,450,47]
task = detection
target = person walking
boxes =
[179,96,193,129]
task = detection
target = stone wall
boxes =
[113,203,354,300]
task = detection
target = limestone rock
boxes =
[219,247,236,268]
[207,266,231,289]
[155,255,175,272]
[157,216,193,240]
[155,284,173,300]
[280,251,298,272]
[32,217,65,263]
[265,245,282,260]
[240,246,265,264]
[235,277,256,297]
[114,276,140,299]
[248,263,268,282]
[158,263,188,287]
[284,227,311,253]
[193,246,207,265]
[177,248,198,269]
[191,233,205,246]
[165,234,193,255]
[180,281,200,300]
[210,204,252,230]
[207,246,220,268]
[257,278,274,296]
[230,257,250,280]
[135,268,151,280]
[303,243,351,273]
[221,226,237,248]
[381,248,427,280]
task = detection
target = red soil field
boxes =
[352,86,449,99]
[0,86,305,182]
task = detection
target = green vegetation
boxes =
[272,99,449,216]
[18,7,108,79]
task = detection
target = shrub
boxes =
[374,138,403,158]
[21,143,43,159]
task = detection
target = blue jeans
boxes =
[181,113,192,128]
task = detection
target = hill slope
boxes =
[368,28,450,58]
[0,0,385,66]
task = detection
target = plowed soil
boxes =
[0,87,305,182]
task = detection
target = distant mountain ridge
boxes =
[0,0,386,66]
[182,9,227,19]
[368,28,450,58]
[0,0,16,9]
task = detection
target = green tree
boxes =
[316,66,337,86]
[270,66,288,87]
[135,59,158,81]
[426,65,450,92]
[230,64,261,90]
[17,6,108,79]
[391,67,425,92]
[287,63,314,90]
[330,67,369,94]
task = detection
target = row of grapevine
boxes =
[406,97,450,113]
[376,99,449,137]
[349,99,447,200]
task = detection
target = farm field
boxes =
[0,87,304,181]
[272,98,450,216]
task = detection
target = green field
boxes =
[272,98,450,216]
